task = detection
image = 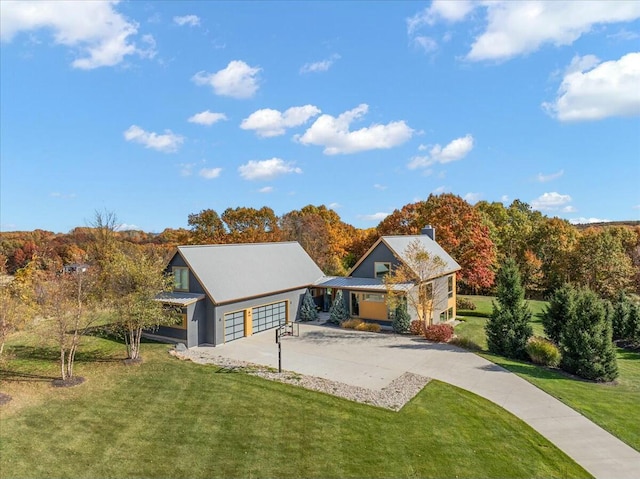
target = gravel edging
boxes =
[170,349,430,411]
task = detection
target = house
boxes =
[314,227,461,325]
[63,263,89,274]
[155,242,324,348]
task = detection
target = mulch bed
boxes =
[51,376,86,388]
[0,392,12,406]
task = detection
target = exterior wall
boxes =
[168,254,206,295]
[350,243,401,278]
[211,288,308,346]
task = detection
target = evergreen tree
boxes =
[560,288,618,382]
[298,289,319,322]
[542,283,577,344]
[485,258,533,359]
[328,289,349,324]
[392,301,411,334]
[626,303,640,347]
[611,292,631,341]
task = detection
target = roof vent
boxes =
[421,225,435,241]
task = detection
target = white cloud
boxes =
[238,158,302,181]
[407,1,475,34]
[179,163,195,176]
[296,104,413,155]
[412,36,438,53]
[188,110,227,126]
[50,192,76,199]
[123,125,184,153]
[531,192,573,211]
[463,192,482,204]
[115,223,139,231]
[633,204,640,210]
[408,134,474,169]
[258,186,274,193]
[537,169,564,182]
[466,2,640,62]
[359,212,390,222]
[432,186,448,194]
[173,15,200,27]
[543,52,640,122]
[328,202,342,209]
[199,167,222,179]
[240,105,321,137]
[500,195,510,203]
[569,217,610,224]
[373,184,388,191]
[0,0,149,69]
[300,54,340,74]
[193,60,261,99]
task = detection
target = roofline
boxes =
[214,283,315,306]
[173,249,220,304]
[345,236,387,276]
[177,241,300,250]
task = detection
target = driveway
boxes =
[192,322,640,479]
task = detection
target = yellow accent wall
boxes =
[359,300,389,321]
[244,309,252,337]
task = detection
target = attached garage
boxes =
[224,310,246,343]
[252,301,287,334]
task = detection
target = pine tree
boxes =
[611,292,631,341]
[626,303,640,347]
[560,288,618,382]
[542,283,577,344]
[485,258,533,359]
[328,289,349,325]
[392,301,411,333]
[299,289,319,322]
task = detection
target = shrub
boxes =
[525,337,561,367]
[542,283,577,344]
[424,324,454,342]
[341,318,363,330]
[299,289,319,322]
[456,297,477,311]
[328,290,349,325]
[392,302,411,333]
[409,320,426,336]
[355,322,381,333]
[449,336,482,351]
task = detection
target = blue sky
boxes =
[1,1,639,233]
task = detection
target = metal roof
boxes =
[315,276,413,292]
[382,235,461,275]
[177,242,324,304]
[156,292,205,306]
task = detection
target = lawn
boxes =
[0,332,589,479]
[456,295,640,452]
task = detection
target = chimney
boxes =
[421,225,435,241]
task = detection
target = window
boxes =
[173,267,189,291]
[374,262,391,279]
[448,275,454,298]
[165,308,187,329]
[363,293,385,302]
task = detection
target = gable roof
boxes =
[348,235,461,278]
[175,242,324,304]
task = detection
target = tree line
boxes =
[2,194,639,299]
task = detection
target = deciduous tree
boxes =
[187,209,227,244]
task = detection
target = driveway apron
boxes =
[194,323,640,479]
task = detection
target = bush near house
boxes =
[392,302,411,333]
[341,319,382,333]
[456,297,477,311]
[525,337,561,367]
[410,320,426,336]
[424,324,454,343]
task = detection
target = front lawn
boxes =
[456,295,640,452]
[0,333,589,479]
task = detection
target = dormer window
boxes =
[374,262,391,279]
[173,267,189,291]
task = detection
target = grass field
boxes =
[0,332,589,479]
[455,295,640,452]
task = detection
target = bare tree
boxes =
[384,239,449,332]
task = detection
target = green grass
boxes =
[455,295,640,452]
[0,333,589,479]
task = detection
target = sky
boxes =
[1,0,639,234]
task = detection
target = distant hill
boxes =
[574,220,640,230]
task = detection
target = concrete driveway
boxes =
[192,322,640,479]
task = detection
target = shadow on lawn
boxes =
[0,368,58,382]
[6,345,123,364]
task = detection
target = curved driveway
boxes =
[193,322,640,479]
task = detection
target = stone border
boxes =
[170,349,430,411]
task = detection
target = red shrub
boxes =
[424,324,454,343]
[409,320,426,336]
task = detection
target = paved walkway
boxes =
[192,322,640,479]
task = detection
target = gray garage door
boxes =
[224,310,245,342]
[252,302,286,334]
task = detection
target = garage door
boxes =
[224,310,245,342]
[252,302,286,334]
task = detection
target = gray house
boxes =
[315,227,461,325]
[155,242,324,347]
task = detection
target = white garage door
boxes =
[224,310,245,342]
[252,302,286,334]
